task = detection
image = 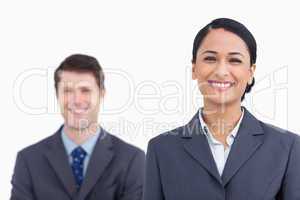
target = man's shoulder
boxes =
[103,129,145,157]
[17,133,56,157]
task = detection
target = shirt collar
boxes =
[61,125,101,156]
[198,107,244,140]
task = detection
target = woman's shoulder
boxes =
[259,120,300,146]
[148,125,186,148]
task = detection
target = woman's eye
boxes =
[229,58,242,64]
[204,56,216,62]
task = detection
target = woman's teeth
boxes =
[211,82,232,88]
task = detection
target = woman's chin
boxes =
[205,95,238,106]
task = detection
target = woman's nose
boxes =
[215,60,230,77]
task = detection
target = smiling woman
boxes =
[143,18,300,200]
[192,28,254,106]
[192,18,256,103]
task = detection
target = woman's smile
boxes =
[207,80,235,92]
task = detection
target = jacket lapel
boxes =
[77,128,114,200]
[44,126,78,198]
[221,108,265,186]
[182,112,222,185]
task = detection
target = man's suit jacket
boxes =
[10,127,145,200]
[143,108,300,200]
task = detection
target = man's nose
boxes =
[73,91,85,105]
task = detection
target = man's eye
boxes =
[204,56,217,62]
[229,58,242,64]
[64,89,72,93]
[81,89,91,93]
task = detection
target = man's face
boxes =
[57,71,102,131]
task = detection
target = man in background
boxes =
[10,54,145,200]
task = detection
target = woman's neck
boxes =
[202,102,242,144]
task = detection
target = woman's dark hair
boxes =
[54,54,105,93]
[192,18,256,101]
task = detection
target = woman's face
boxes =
[192,28,255,106]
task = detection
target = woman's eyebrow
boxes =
[228,52,245,57]
[201,50,217,55]
[200,50,245,58]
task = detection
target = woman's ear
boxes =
[192,63,196,80]
[248,64,256,84]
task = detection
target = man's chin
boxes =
[65,120,90,130]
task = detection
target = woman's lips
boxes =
[207,80,235,91]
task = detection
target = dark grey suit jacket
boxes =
[144,108,300,200]
[10,127,145,200]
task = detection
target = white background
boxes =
[1,0,299,199]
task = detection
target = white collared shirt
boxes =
[198,108,244,176]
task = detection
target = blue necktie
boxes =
[71,146,87,189]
